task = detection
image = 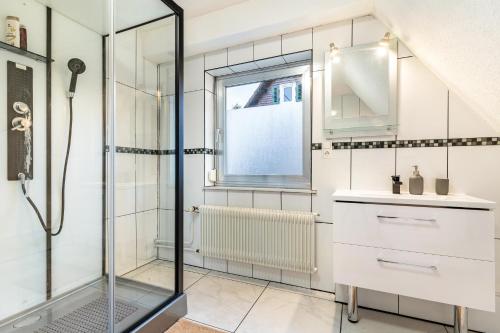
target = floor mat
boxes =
[35,296,138,333]
[166,319,226,333]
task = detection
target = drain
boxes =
[34,297,138,333]
[12,315,41,328]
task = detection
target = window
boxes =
[215,63,311,189]
[283,85,293,102]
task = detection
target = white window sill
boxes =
[203,186,317,194]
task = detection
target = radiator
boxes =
[200,205,316,273]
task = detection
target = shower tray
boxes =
[0,277,174,333]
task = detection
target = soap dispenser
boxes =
[409,165,424,195]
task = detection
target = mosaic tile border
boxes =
[110,138,499,155]
[110,146,215,155]
[312,137,500,150]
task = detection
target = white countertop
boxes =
[332,190,495,210]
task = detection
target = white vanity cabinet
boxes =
[332,190,496,332]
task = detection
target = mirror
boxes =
[323,39,397,138]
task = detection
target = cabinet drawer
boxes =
[333,202,494,260]
[333,243,495,312]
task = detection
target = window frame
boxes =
[215,62,312,189]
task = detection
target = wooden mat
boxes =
[165,319,226,333]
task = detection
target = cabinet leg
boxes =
[454,306,468,333]
[347,286,359,323]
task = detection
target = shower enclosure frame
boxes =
[106,0,186,331]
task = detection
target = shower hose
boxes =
[19,97,74,236]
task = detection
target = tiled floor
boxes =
[131,260,451,333]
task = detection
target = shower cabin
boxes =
[0,0,185,332]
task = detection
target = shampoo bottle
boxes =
[409,165,424,195]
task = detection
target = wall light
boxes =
[379,32,391,47]
[330,43,339,58]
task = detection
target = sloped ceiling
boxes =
[373,0,500,132]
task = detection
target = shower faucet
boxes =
[11,101,32,132]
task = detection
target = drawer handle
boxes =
[376,258,438,271]
[377,215,436,223]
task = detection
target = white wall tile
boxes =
[228,261,253,277]
[136,155,158,212]
[254,36,282,60]
[116,214,137,275]
[160,155,175,210]
[205,49,228,70]
[116,83,136,148]
[116,154,136,216]
[253,191,281,210]
[398,57,448,140]
[228,190,253,207]
[281,270,310,289]
[184,212,204,267]
[311,223,334,292]
[158,209,175,261]
[185,90,205,149]
[136,58,157,95]
[312,71,326,143]
[253,265,281,282]
[228,43,254,65]
[115,30,136,88]
[312,20,352,71]
[497,239,500,293]
[205,91,215,149]
[398,41,413,58]
[184,155,204,209]
[312,149,351,223]
[160,95,175,150]
[204,154,215,187]
[204,257,227,272]
[351,148,395,191]
[185,55,205,92]
[449,146,500,238]
[399,296,453,325]
[281,193,311,212]
[136,90,158,150]
[352,15,388,46]
[335,285,399,313]
[395,147,447,193]
[449,91,499,138]
[205,189,228,206]
[136,27,158,95]
[282,29,313,54]
[137,210,158,266]
[159,62,175,96]
[205,73,215,93]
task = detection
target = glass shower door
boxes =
[109,0,185,331]
[0,0,184,331]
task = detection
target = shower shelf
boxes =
[0,41,53,63]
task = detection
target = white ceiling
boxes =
[36,0,173,34]
[175,0,248,18]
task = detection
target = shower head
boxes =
[67,58,86,97]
